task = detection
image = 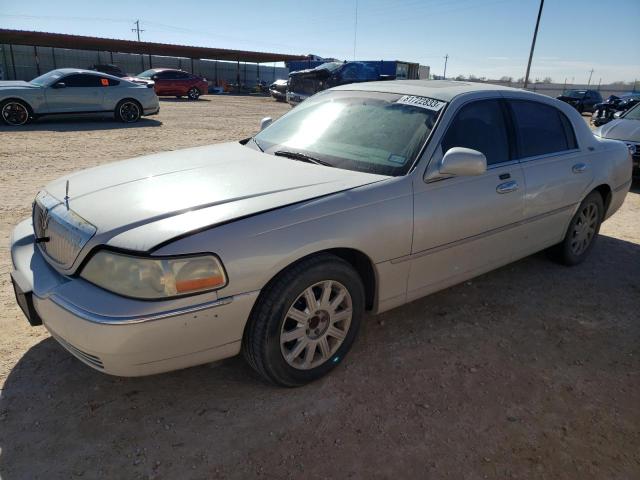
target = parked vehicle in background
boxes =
[10,80,631,386]
[594,102,640,174]
[135,68,208,100]
[557,89,603,113]
[591,93,640,126]
[286,60,420,106]
[88,64,128,78]
[269,79,288,101]
[0,68,159,126]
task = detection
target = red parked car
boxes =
[135,68,208,100]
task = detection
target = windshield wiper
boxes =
[274,150,334,167]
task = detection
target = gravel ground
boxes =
[0,96,638,479]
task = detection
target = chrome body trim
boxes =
[47,293,236,325]
[391,203,576,264]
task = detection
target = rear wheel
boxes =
[243,254,364,386]
[549,191,603,266]
[187,87,200,100]
[1,99,32,126]
[115,99,141,123]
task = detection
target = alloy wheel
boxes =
[188,88,200,100]
[280,280,352,370]
[2,102,29,126]
[570,202,598,255]
[119,102,140,122]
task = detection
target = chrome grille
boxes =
[33,191,96,269]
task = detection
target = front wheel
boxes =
[115,100,141,123]
[549,191,603,266]
[187,87,200,100]
[243,254,364,387]
[1,99,32,126]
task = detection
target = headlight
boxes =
[80,251,227,299]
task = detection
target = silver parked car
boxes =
[10,81,632,386]
[0,68,159,126]
[593,102,640,174]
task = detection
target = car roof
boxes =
[332,79,523,102]
[50,68,124,81]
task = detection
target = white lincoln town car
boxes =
[10,81,632,386]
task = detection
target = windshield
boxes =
[565,90,587,98]
[30,70,65,86]
[137,69,156,78]
[623,103,640,120]
[253,90,445,176]
[315,62,343,72]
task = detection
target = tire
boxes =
[115,99,142,123]
[1,99,32,126]
[549,191,604,266]
[187,87,200,100]
[243,254,365,387]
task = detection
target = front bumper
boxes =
[10,219,258,376]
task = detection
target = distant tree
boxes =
[468,74,478,81]
[479,76,487,82]
[542,76,553,83]
[516,77,525,83]
[455,74,466,81]
[499,76,513,83]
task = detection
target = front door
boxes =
[408,99,525,301]
[45,73,105,112]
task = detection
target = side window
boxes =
[341,65,358,82]
[441,100,510,166]
[106,78,120,86]
[174,71,191,79]
[509,100,573,158]
[62,74,102,87]
[156,71,176,80]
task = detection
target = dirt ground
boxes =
[0,96,638,480]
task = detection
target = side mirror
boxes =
[439,147,487,176]
[52,82,66,89]
[613,111,623,119]
[260,117,273,131]
[151,75,158,81]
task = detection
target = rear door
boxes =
[172,71,193,95]
[153,71,176,95]
[504,98,592,252]
[45,74,106,112]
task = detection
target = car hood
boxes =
[0,81,37,89]
[43,142,388,251]
[595,118,640,142]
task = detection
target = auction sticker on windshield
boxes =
[397,95,446,111]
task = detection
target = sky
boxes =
[1,0,639,84]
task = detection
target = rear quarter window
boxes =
[509,100,576,158]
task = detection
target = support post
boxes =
[191,58,194,74]
[109,51,113,64]
[149,54,152,68]
[34,46,41,76]
[9,44,16,80]
[236,60,240,86]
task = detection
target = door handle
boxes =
[572,163,588,174]
[496,180,519,194]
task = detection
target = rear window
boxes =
[509,100,576,158]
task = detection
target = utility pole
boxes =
[523,0,544,89]
[587,68,594,87]
[132,20,144,41]
[353,0,358,60]
[443,54,449,79]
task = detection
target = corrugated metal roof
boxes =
[0,29,308,63]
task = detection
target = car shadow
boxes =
[1,233,639,478]
[0,117,162,132]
